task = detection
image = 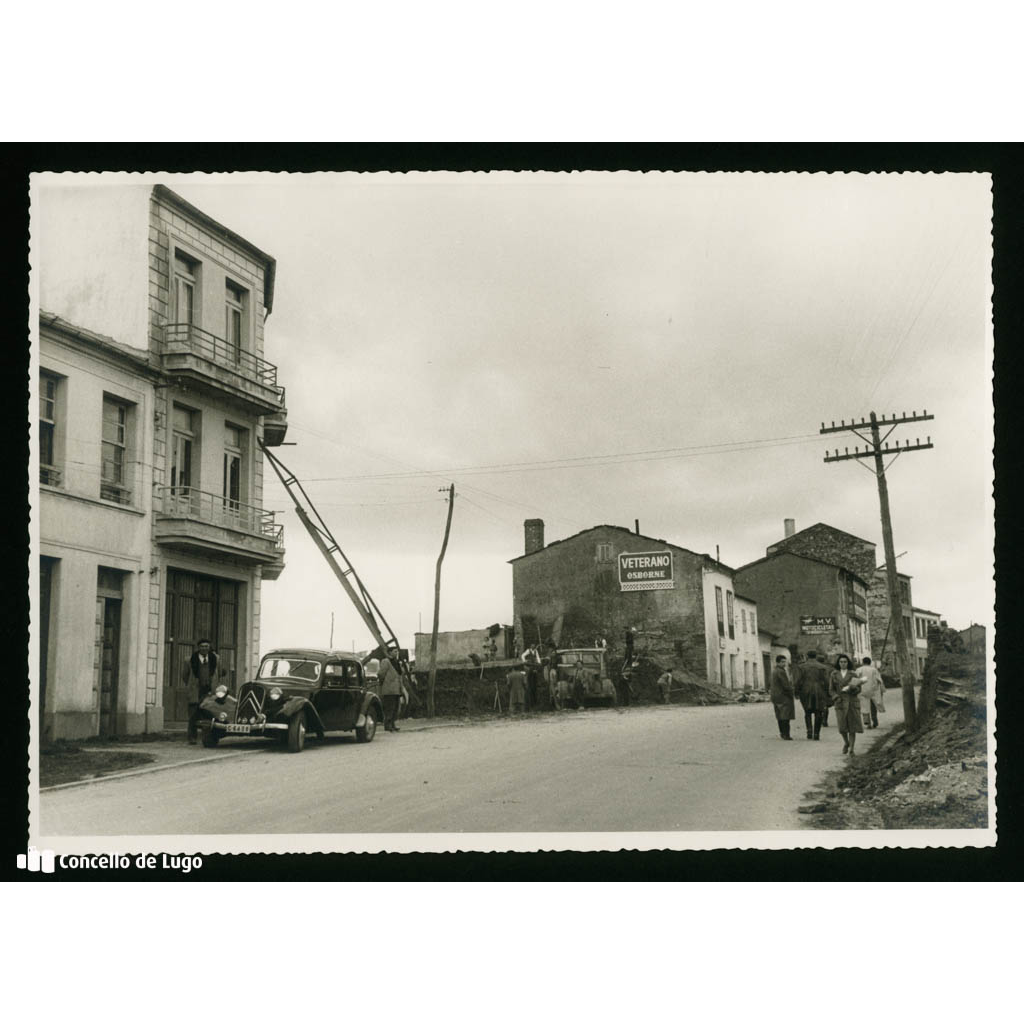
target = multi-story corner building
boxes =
[34,182,289,740]
[509,520,754,690]
[912,607,943,674]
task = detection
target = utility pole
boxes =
[821,409,934,730]
[427,484,455,719]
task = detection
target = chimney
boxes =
[784,518,795,538]
[524,519,545,555]
[634,519,640,535]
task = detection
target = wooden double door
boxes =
[162,570,240,722]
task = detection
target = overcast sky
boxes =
[137,171,992,653]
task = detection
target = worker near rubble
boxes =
[656,669,674,704]
[571,658,589,710]
[769,655,795,740]
[794,649,830,740]
[856,656,885,729]
[617,662,634,707]
[829,653,863,755]
[522,644,541,711]
[506,665,526,716]
[546,648,562,710]
[378,655,403,732]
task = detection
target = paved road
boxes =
[39,697,904,837]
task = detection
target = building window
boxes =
[225,280,247,363]
[715,586,725,637]
[750,611,756,635]
[726,591,735,640]
[39,372,60,485]
[174,251,200,326]
[223,422,244,515]
[741,608,747,634]
[899,579,910,605]
[596,542,613,563]
[100,397,131,504]
[171,405,196,512]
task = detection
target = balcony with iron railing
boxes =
[153,485,285,575]
[160,323,287,415]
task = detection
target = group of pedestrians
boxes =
[769,649,887,756]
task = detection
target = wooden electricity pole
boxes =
[821,409,934,730]
[426,484,455,719]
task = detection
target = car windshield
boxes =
[561,651,602,670]
[258,657,322,681]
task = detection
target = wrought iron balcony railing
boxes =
[163,323,283,397]
[154,485,284,550]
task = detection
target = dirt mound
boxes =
[803,649,988,829]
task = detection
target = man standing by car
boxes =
[182,639,224,744]
[379,655,403,732]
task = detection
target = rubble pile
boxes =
[804,647,988,830]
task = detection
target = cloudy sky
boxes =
[141,171,991,653]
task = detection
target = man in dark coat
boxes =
[794,649,830,740]
[769,655,795,740]
[182,639,224,744]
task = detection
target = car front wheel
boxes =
[356,707,377,743]
[287,713,306,753]
[201,728,220,748]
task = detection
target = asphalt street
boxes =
[39,696,904,836]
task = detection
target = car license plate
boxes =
[226,723,251,734]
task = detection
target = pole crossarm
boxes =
[820,411,934,435]
[824,441,933,463]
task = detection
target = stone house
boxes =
[509,520,752,689]
[734,549,872,665]
[34,182,289,740]
[413,624,515,667]
[761,520,914,677]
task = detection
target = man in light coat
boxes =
[856,656,886,728]
[378,655,403,732]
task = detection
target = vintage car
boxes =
[552,647,618,708]
[200,648,384,753]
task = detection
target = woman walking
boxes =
[829,653,863,755]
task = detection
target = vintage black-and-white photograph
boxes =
[28,168,994,853]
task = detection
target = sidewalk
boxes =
[39,713,473,790]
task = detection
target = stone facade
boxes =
[510,524,749,688]
[735,551,871,664]
[764,521,914,678]
[767,521,877,579]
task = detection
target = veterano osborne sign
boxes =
[618,550,674,592]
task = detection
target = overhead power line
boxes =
[299,431,824,483]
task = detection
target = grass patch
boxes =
[40,746,156,788]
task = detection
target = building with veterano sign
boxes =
[510,520,764,691]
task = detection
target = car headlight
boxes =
[215,685,228,700]
[269,687,282,701]
[218,711,228,722]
